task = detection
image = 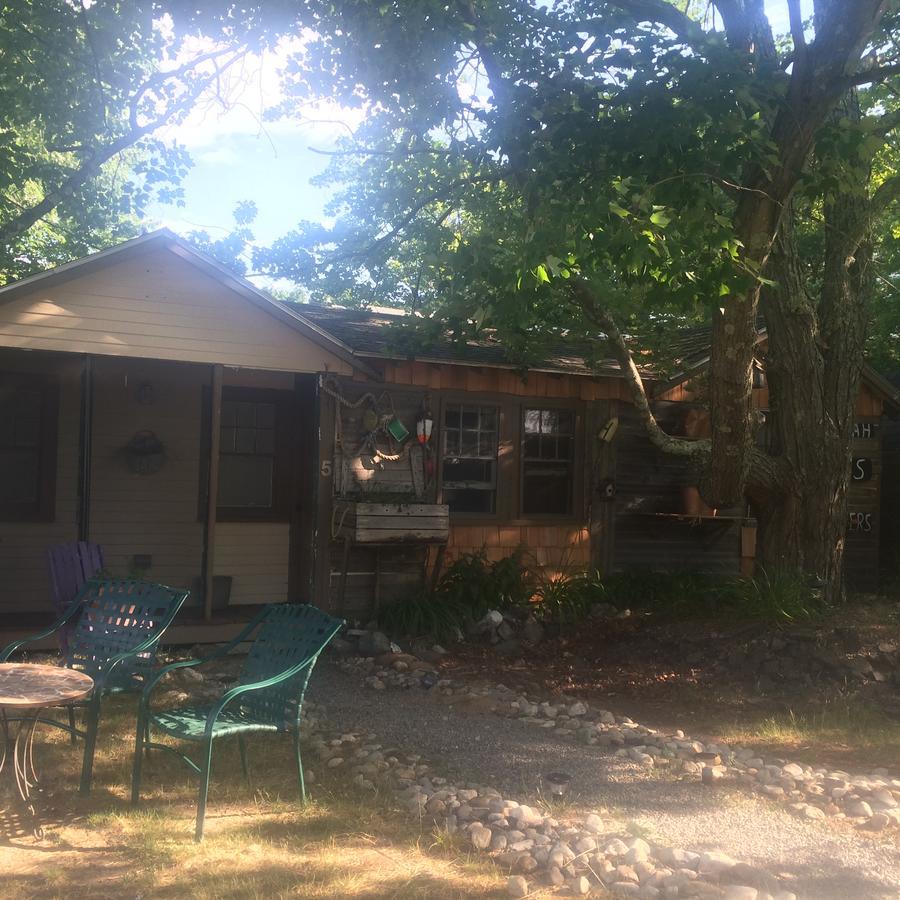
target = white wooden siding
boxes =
[88,357,205,593]
[0,248,353,375]
[214,522,290,605]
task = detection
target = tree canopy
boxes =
[0,0,258,283]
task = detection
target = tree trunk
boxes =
[752,90,873,600]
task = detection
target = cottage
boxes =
[0,230,893,634]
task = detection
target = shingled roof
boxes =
[289,302,716,380]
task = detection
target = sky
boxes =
[146,2,797,260]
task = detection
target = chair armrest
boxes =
[138,613,267,706]
[202,654,322,737]
[0,602,83,661]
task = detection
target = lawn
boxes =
[0,696,509,899]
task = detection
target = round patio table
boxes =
[0,663,94,838]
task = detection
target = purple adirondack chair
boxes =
[48,542,105,652]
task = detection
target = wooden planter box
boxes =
[333,500,449,544]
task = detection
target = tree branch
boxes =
[787,0,806,60]
[599,0,710,46]
[569,278,709,460]
[0,48,248,250]
[844,62,900,87]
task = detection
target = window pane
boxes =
[522,462,572,515]
[234,427,256,453]
[220,401,237,427]
[442,428,459,456]
[521,407,575,515]
[235,402,256,427]
[444,488,495,514]
[220,426,236,452]
[441,404,498,514]
[479,432,495,457]
[256,403,275,428]
[218,455,273,508]
[255,428,275,454]
[461,429,479,456]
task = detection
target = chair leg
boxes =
[79,698,101,795]
[131,713,145,806]
[144,720,152,759]
[238,736,251,787]
[294,730,306,804]
[68,706,77,744]
[195,738,215,842]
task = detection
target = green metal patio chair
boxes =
[131,603,343,841]
[0,578,189,794]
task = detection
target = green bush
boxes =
[530,567,604,624]
[378,549,533,639]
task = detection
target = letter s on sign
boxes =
[320,459,332,477]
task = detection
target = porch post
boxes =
[203,364,223,622]
[77,354,94,542]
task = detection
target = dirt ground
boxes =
[436,599,900,771]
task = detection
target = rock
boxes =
[698,850,738,876]
[548,866,566,887]
[507,875,529,898]
[570,875,591,895]
[847,800,873,818]
[479,610,504,631]
[723,888,758,900]
[522,617,545,644]
[868,812,890,831]
[589,602,618,620]
[470,824,492,850]
[358,631,392,656]
[497,620,516,641]
[568,701,588,717]
[327,636,354,656]
[584,813,604,834]
[781,763,804,779]
[496,639,523,657]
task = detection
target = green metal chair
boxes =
[131,603,343,841]
[0,578,189,794]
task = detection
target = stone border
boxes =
[160,654,799,897]
[336,654,900,834]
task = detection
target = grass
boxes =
[0,695,511,900]
[719,699,900,769]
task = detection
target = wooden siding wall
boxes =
[355,359,630,401]
[89,358,294,607]
[612,401,743,573]
[0,353,297,617]
[89,357,205,593]
[880,415,900,584]
[0,248,353,374]
[214,522,290,605]
[846,417,882,591]
[0,351,81,614]
[322,369,608,618]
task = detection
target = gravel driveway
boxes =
[309,660,900,899]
